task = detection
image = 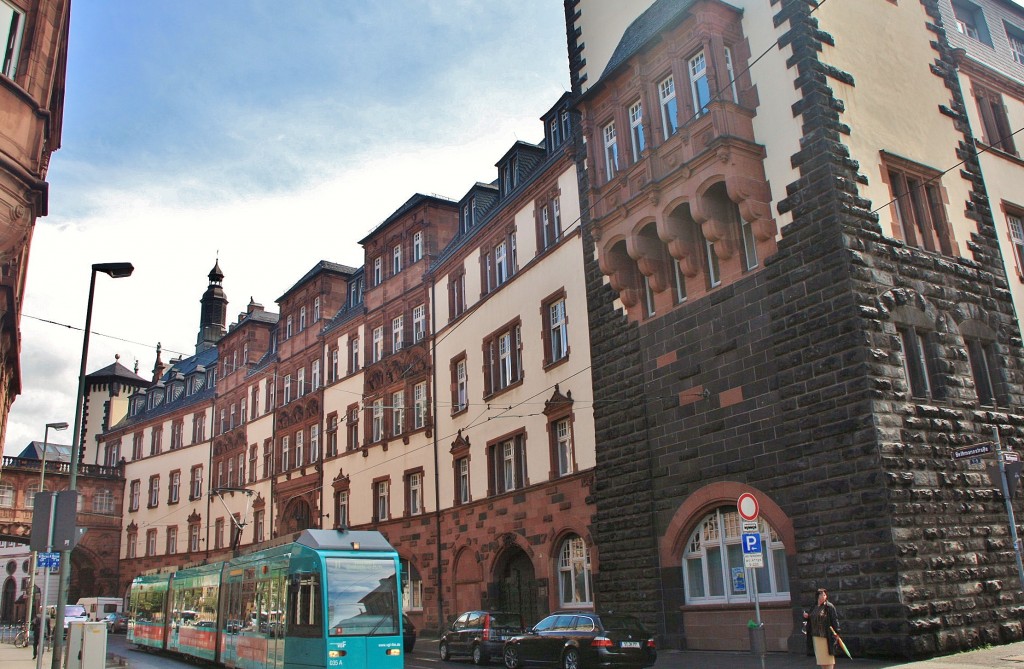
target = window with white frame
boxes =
[350,336,360,372]
[312,360,320,391]
[558,535,593,607]
[603,121,619,180]
[169,472,180,504]
[372,399,384,442]
[129,480,140,512]
[393,244,402,276]
[372,327,384,363]
[283,374,292,404]
[629,100,645,162]
[724,47,738,103]
[94,489,114,514]
[295,430,304,468]
[1009,25,1024,65]
[166,526,177,555]
[555,418,574,476]
[254,509,265,543]
[300,306,306,331]
[375,480,390,521]
[0,483,12,508]
[392,390,404,436]
[189,524,200,552]
[313,296,321,321]
[392,315,404,352]
[485,321,523,395]
[331,348,339,382]
[413,382,427,429]
[297,367,306,398]
[689,51,710,116]
[549,298,568,363]
[495,240,509,286]
[190,466,203,500]
[453,357,468,413]
[148,476,160,508]
[413,304,426,343]
[413,231,423,262]
[684,509,790,604]
[373,256,383,285]
[401,559,423,610]
[489,434,526,495]
[286,315,293,339]
[0,2,24,79]
[705,236,721,287]
[643,274,656,318]
[146,529,157,557]
[407,471,423,515]
[281,435,291,471]
[126,531,137,559]
[310,424,320,460]
[659,75,678,138]
[457,457,470,504]
[1007,212,1024,277]
[335,491,349,529]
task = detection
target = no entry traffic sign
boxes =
[737,492,759,521]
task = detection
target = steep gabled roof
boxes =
[277,260,357,304]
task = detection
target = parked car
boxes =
[63,605,89,630]
[501,612,656,669]
[403,613,417,653]
[439,610,525,665]
[104,612,128,633]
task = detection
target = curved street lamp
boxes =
[51,262,132,669]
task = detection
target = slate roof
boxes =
[17,440,71,462]
[357,193,458,245]
[277,260,358,303]
[85,359,149,386]
[595,0,699,88]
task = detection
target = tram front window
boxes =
[325,557,399,637]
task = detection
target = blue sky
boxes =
[7,1,570,454]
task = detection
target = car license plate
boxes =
[621,641,641,648]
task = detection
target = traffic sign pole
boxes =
[993,427,1024,593]
[738,492,765,668]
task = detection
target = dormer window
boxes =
[549,117,560,149]
[502,157,518,195]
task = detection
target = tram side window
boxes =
[288,572,322,638]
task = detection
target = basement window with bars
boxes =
[683,508,790,604]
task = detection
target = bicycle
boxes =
[13,627,28,648]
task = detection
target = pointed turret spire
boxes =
[152,342,167,382]
[196,260,228,354]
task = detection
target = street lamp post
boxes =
[51,262,132,669]
[26,420,68,663]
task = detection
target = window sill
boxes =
[543,355,569,372]
[976,139,1024,166]
[483,378,525,401]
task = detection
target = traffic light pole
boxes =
[993,427,1024,592]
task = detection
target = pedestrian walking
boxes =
[803,587,841,669]
[31,611,42,659]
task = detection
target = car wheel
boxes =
[504,644,521,669]
[562,647,580,669]
[439,640,451,661]
[472,643,485,665]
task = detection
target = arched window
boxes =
[93,489,114,514]
[557,534,593,607]
[25,483,40,508]
[683,508,789,604]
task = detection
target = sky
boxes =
[6,1,571,454]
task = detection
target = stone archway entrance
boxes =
[281,498,313,535]
[490,545,543,625]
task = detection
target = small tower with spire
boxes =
[196,260,228,354]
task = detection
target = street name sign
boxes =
[953,443,993,460]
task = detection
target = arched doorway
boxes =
[490,544,541,625]
[281,498,313,535]
[1,576,15,623]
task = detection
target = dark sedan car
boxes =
[502,612,656,669]
[403,613,417,653]
[440,610,525,664]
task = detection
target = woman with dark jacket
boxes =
[803,588,840,669]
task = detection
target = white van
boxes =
[75,597,123,622]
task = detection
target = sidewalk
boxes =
[0,642,122,669]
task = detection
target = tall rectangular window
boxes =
[966,338,999,407]
[286,315,293,339]
[453,357,468,413]
[689,51,710,116]
[392,390,405,437]
[897,326,938,399]
[1008,213,1024,278]
[885,157,951,255]
[331,348,339,382]
[310,424,320,461]
[549,298,568,363]
[724,46,738,103]
[414,382,427,429]
[300,306,307,331]
[350,336,360,372]
[393,244,402,275]
[372,399,384,442]
[375,480,390,522]
[1009,26,1024,65]
[458,457,470,504]
[146,530,157,557]
[335,491,348,530]
[166,527,177,555]
[129,480,140,512]
[373,257,383,285]
[975,88,1017,155]
[169,471,180,504]
[490,435,527,495]
[741,214,758,270]
[283,374,292,404]
[603,121,619,180]
[327,414,339,457]
[294,430,304,468]
[494,241,509,286]
[297,367,306,397]
[0,2,24,79]
[407,472,423,515]
[312,360,320,391]
[555,418,574,476]
[190,465,203,500]
[629,100,645,162]
[413,231,424,262]
[313,296,321,321]
[659,75,678,138]
[705,237,721,287]
[413,304,426,343]
[348,406,360,451]
[485,322,522,395]
[281,436,290,471]
[392,315,404,352]
[372,327,384,362]
[254,510,265,543]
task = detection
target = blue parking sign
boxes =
[742,533,762,554]
[37,552,60,569]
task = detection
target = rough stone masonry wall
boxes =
[768,0,1024,658]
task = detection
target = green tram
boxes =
[127,529,404,669]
